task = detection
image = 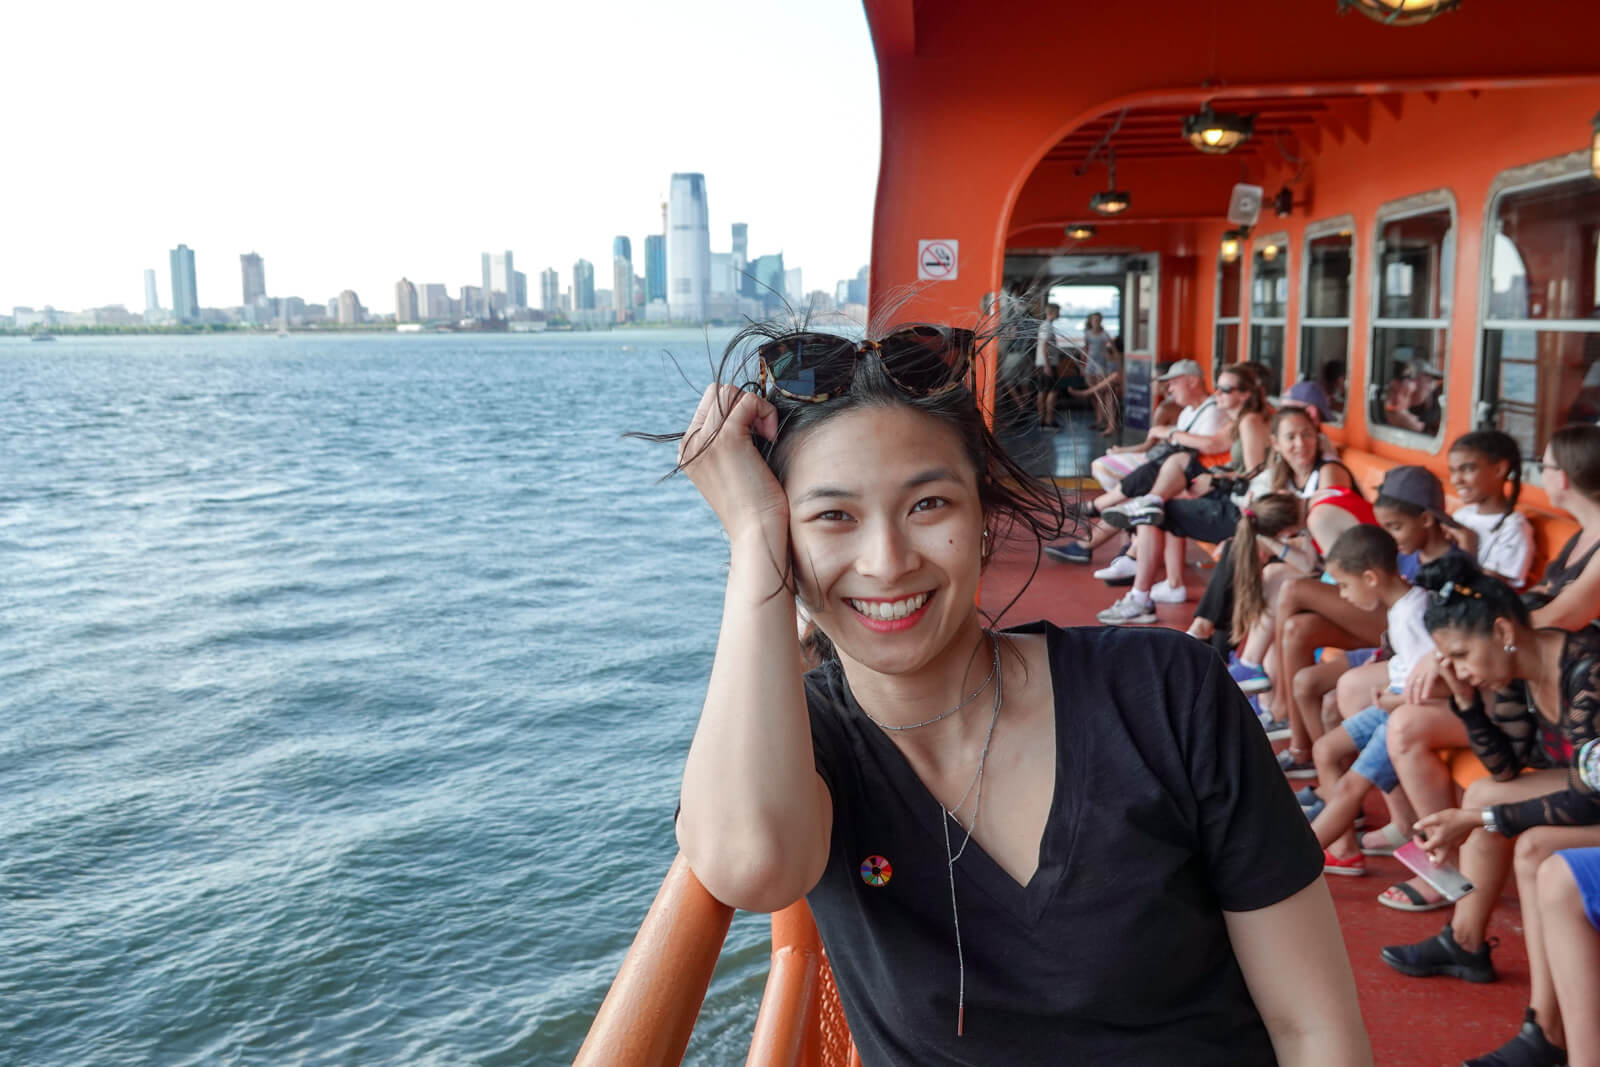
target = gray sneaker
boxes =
[1096,592,1157,625]
[1101,495,1164,530]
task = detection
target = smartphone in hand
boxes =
[1395,840,1475,902]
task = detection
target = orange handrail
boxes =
[747,899,859,1067]
[574,852,734,1067]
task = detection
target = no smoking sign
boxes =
[917,239,958,281]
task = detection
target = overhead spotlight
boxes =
[1261,244,1281,262]
[1091,149,1131,215]
[1183,106,1255,154]
[1220,229,1243,263]
[1090,192,1131,215]
[1065,224,1097,240]
[1338,0,1460,26]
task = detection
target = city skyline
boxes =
[1,0,879,315]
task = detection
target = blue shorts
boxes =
[1344,703,1398,793]
[1313,646,1378,668]
[1559,847,1600,931]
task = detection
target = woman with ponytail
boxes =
[1380,556,1600,1067]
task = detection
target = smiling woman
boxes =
[657,320,1371,1064]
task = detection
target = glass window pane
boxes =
[1370,327,1447,437]
[1215,322,1239,367]
[1488,179,1600,321]
[1251,245,1288,319]
[1480,329,1600,458]
[1247,325,1285,395]
[1299,325,1349,422]
[1218,257,1242,318]
[1377,209,1452,320]
[1305,231,1353,319]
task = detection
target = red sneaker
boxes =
[1322,848,1367,877]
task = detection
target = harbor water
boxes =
[1,330,775,1065]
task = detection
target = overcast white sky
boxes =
[2,0,881,315]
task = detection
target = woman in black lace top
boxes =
[1380,556,1600,1067]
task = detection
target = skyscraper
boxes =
[240,252,266,307]
[540,268,560,313]
[337,290,363,325]
[143,269,159,313]
[644,235,666,303]
[512,271,527,311]
[480,253,493,316]
[579,259,598,308]
[170,244,198,323]
[395,278,418,323]
[612,236,633,323]
[731,223,748,262]
[668,173,711,323]
[420,283,452,320]
[488,251,517,310]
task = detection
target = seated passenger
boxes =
[1381,559,1600,1067]
[1094,365,1270,623]
[1446,430,1532,588]
[1524,424,1600,631]
[1263,466,1468,776]
[1538,838,1600,1067]
[1182,406,1352,653]
[1044,359,1226,564]
[1302,527,1447,876]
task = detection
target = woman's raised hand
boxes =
[678,384,789,548]
[1435,654,1478,708]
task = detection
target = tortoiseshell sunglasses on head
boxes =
[755,326,976,403]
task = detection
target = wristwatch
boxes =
[1480,807,1501,835]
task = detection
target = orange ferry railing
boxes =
[575,852,858,1067]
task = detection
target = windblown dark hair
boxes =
[633,315,1070,660]
[1415,554,1530,634]
[1324,524,1400,578]
[1220,363,1269,418]
[1450,429,1522,533]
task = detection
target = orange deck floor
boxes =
[980,498,1534,1067]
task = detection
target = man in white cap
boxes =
[1045,359,1227,566]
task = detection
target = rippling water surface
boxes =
[1,331,773,1065]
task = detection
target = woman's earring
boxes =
[1504,644,1517,654]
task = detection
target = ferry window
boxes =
[1215,252,1241,376]
[1370,206,1454,440]
[1248,239,1288,396]
[1479,177,1600,459]
[1299,226,1353,423]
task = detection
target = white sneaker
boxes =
[1096,592,1156,625]
[1094,553,1138,583]
[1149,581,1187,604]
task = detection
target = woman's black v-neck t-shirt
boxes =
[802,623,1324,1066]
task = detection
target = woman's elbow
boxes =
[678,826,819,912]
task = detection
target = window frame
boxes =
[1214,243,1243,378]
[1472,149,1599,487]
[1298,215,1356,427]
[1246,231,1290,398]
[1367,189,1458,453]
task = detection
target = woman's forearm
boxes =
[678,534,830,911]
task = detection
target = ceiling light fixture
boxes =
[1338,0,1460,26]
[1091,149,1131,216]
[1183,106,1255,154]
[1220,230,1243,263]
[1065,224,1097,240]
[1261,244,1281,262]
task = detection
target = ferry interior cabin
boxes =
[581,1,1600,1063]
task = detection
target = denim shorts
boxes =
[1559,847,1600,932]
[1344,703,1398,793]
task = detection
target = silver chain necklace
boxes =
[856,632,999,732]
[939,640,1004,1038]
